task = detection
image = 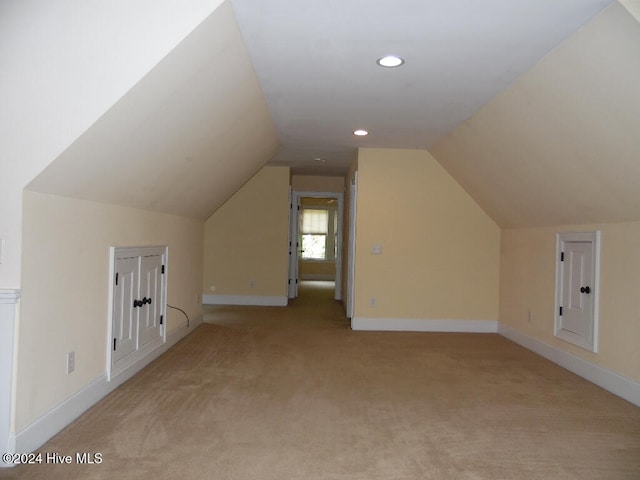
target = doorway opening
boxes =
[288,191,343,302]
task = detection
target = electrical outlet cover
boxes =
[67,351,75,374]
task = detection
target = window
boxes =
[300,207,337,260]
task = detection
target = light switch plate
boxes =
[371,244,382,254]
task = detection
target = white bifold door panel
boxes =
[555,232,600,352]
[112,257,138,364]
[109,246,167,380]
[138,255,163,349]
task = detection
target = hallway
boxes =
[203,280,347,330]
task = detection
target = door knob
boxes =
[133,298,153,308]
[580,286,591,294]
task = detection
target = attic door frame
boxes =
[289,191,344,301]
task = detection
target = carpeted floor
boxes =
[3,281,640,479]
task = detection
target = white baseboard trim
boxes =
[202,294,288,307]
[352,317,498,333]
[8,315,203,459]
[9,375,108,459]
[498,323,640,407]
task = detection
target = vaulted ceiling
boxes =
[432,2,640,227]
[232,0,615,174]
[27,2,278,219]
[24,0,640,227]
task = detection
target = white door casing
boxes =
[0,289,20,462]
[287,189,299,299]
[347,173,358,319]
[555,231,600,352]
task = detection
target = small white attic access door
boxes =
[555,232,600,352]
[108,246,167,380]
[112,257,138,363]
[138,254,164,349]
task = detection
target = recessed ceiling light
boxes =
[353,129,369,136]
[377,55,405,68]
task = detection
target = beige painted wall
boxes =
[354,148,500,321]
[299,261,335,279]
[291,175,345,193]
[500,221,640,383]
[203,166,290,297]
[17,191,204,430]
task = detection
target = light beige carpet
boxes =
[3,281,640,479]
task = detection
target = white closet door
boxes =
[138,255,163,349]
[113,257,138,363]
[560,241,593,339]
[109,246,167,380]
[555,231,600,352]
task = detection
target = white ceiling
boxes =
[230,0,615,174]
